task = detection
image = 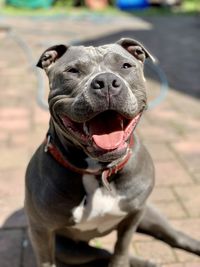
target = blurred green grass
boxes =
[0,0,199,16]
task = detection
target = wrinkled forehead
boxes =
[84,44,128,57]
[62,43,130,63]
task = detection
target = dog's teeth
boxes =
[120,120,124,129]
[83,123,89,135]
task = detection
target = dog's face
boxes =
[37,38,153,162]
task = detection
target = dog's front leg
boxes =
[29,223,56,267]
[109,209,144,267]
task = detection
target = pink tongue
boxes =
[88,113,124,150]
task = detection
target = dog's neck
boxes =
[46,121,138,191]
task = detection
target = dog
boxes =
[25,38,200,267]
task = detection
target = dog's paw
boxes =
[109,255,160,267]
[42,263,56,267]
[109,255,129,267]
[129,257,159,267]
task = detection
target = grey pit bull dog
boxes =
[25,38,200,267]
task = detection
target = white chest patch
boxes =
[72,175,127,233]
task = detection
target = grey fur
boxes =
[25,39,200,267]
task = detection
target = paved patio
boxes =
[0,12,200,267]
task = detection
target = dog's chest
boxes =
[71,175,127,233]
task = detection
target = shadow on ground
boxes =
[2,209,109,267]
[2,209,37,267]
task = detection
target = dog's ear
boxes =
[117,38,155,63]
[36,44,68,69]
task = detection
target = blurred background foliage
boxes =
[0,0,199,16]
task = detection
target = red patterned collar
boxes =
[44,134,133,192]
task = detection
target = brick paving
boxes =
[0,12,200,267]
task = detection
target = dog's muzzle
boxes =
[50,72,144,160]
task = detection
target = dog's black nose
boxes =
[91,73,122,92]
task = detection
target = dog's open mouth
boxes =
[60,111,141,151]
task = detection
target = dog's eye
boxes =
[122,63,132,69]
[67,68,79,74]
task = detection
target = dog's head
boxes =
[37,38,154,162]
